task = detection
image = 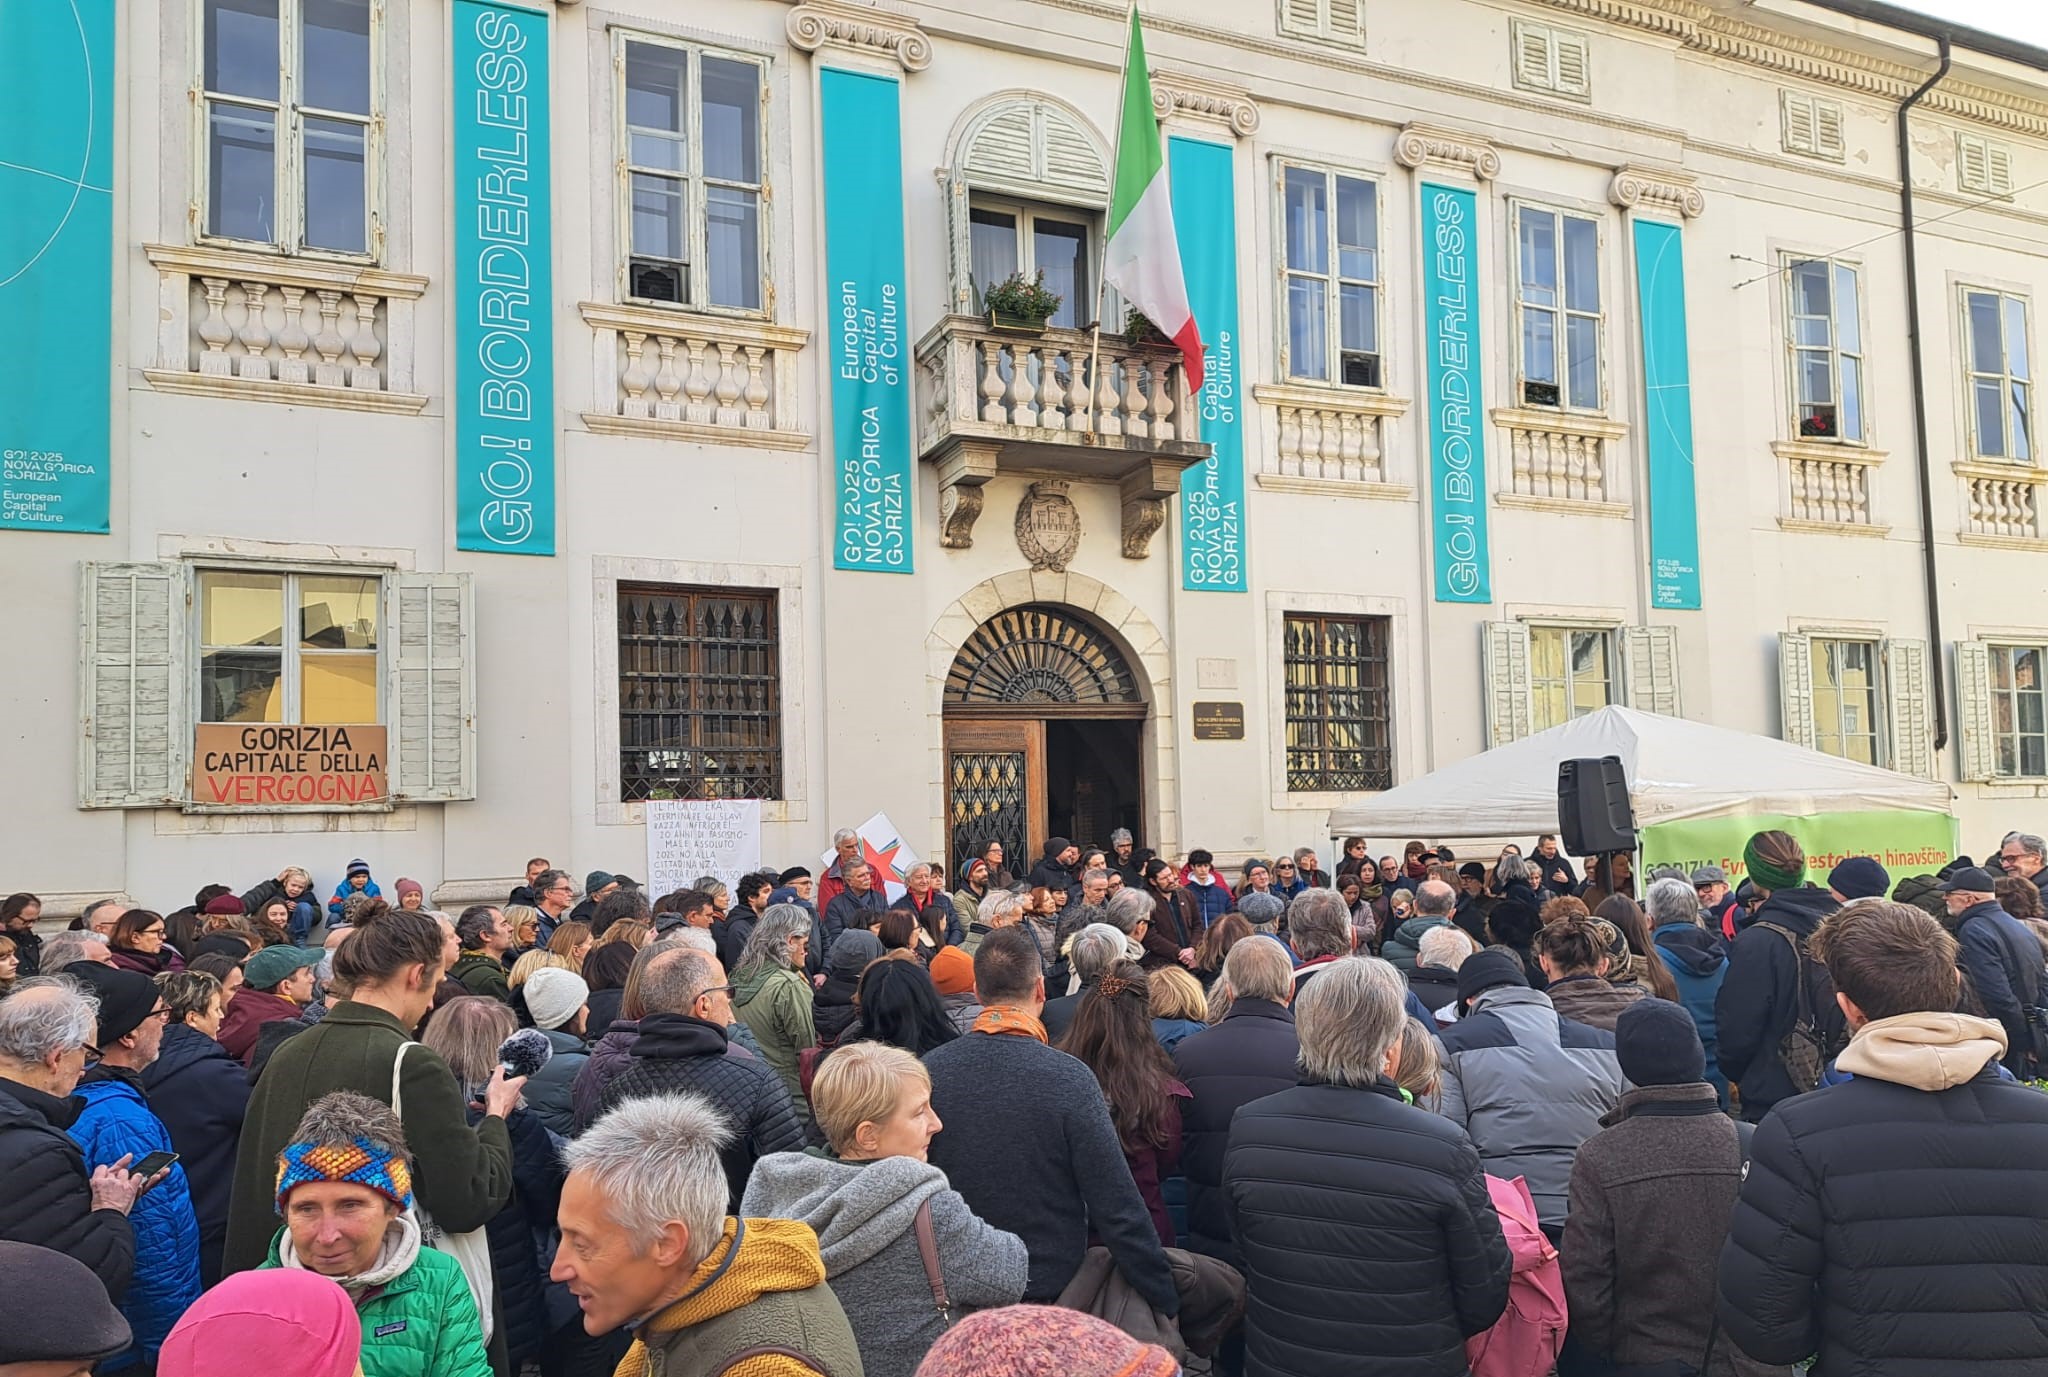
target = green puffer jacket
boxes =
[731,962,817,1129]
[448,952,511,1003]
[260,1231,492,1377]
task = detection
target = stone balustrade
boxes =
[1773,439,1886,534]
[143,244,428,412]
[579,303,809,449]
[1959,463,2047,543]
[1493,407,1629,509]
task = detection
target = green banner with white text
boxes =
[1641,810,1958,885]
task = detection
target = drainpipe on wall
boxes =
[1899,36,1952,754]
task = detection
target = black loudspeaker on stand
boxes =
[1557,755,1638,856]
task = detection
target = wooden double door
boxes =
[944,719,1046,876]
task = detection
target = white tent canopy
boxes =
[1326,706,1953,843]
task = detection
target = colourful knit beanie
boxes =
[914,1306,1180,1377]
[275,1136,414,1215]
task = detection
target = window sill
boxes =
[1253,473,1412,501]
[154,805,419,837]
[1958,532,2048,552]
[1776,517,1893,538]
[1772,438,1887,466]
[1497,492,1631,519]
[1490,406,1628,441]
[1953,460,2046,482]
[1254,382,1413,417]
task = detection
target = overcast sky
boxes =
[1891,0,2048,47]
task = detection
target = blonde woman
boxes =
[503,904,543,956]
[1148,964,1209,1051]
[507,948,572,992]
[544,919,592,969]
[741,1042,1027,1377]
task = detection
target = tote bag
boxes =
[391,1041,497,1341]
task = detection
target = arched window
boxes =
[941,95,1111,328]
[946,605,1142,709]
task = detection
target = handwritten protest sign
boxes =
[645,799,762,897]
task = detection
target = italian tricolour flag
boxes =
[1104,8,1204,392]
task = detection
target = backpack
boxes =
[1752,920,1847,1095]
[1465,1175,1566,1377]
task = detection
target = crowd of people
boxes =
[3,824,2047,1377]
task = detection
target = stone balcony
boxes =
[914,315,1211,556]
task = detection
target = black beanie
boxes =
[1615,998,1707,1087]
[1456,950,1528,1005]
[0,1241,131,1362]
[68,963,158,1047]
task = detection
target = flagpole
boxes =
[1087,3,1136,439]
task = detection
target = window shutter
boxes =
[1483,622,1533,748]
[1778,632,1817,749]
[1279,0,1323,40]
[1325,0,1366,46]
[79,562,187,808]
[1813,101,1846,160]
[1955,639,1997,782]
[1513,22,1554,91]
[1782,93,1816,155]
[1987,143,2015,196]
[1882,638,1934,778]
[1959,134,1990,193]
[1620,626,1681,717]
[1042,115,1108,199]
[387,572,476,802]
[1552,32,1591,96]
[962,105,1036,189]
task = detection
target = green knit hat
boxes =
[1743,832,1804,892]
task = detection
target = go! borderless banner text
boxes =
[1420,183,1490,603]
[821,68,914,573]
[1169,136,1246,593]
[0,0,115,533]
[452,0,555,556]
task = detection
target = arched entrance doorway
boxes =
[943,604,1146,872]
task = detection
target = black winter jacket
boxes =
[1226,1077,1512,1377]
[0,1074,135,1300]
[1954,900,2041,1077]
[473,1103,564,1366]
[1719,1062,2048,1374]
[1713,885,1840,1121]
[140,1022,249,1285]
[1171,998,1299,1267]
[599,1013,804,1209]
[821,888,886,953]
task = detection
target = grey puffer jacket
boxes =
[742,1151,1028,1377]
[1434,985,1624,1230]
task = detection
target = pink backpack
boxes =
[1464,1175,1567,1377]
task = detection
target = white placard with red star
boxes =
[644,799,762,898]
[823,812,922,904]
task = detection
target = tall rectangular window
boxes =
[968,202,1091,330]
[1964,289,2032,462]
[1786,257,1865,442]
[617,585,782,801]
[197,570,380,723]
[1283,613,1392,791]
[1529,625,1612,730]
[1516,206,1602,410]
[202,0,373,255]
[621,37,765,311]
[1280,164,1381,388]
[1810,638,1881,765]
[1991,644,2048,779]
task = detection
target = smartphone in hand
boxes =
[131,1150,180,1179]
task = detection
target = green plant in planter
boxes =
[981,270,1064,330]
[1123,308,1168,345]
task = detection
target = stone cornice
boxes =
[1393,123,1500,181]
[1609,164,1706,217]
[1150,69,1260,137]
[786,0,931,73]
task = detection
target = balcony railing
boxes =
[1958,461,2047,545]
[579,303,809,449]
[915,315,1210,556]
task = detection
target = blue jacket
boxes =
[70,1068,203,1367]
[1651,921,1732,1108]
[327,875,383,919]
[1955,899,2041,1077]
[1184,876,1234,928]
[139,1023,249,1286]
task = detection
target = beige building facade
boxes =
[7,0,2048,911]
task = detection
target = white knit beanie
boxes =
[523,967,590,1031]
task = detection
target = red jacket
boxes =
[216,988,302,1066]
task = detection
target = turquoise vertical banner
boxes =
[821,68,914,574]
[453,0,554,555]
[1420,183,1489,603]
[1169,136,1245,593]
[1635,219,1703,610]
[0,0,114,533]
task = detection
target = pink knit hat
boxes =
[158,1270,361,1377]
[914,1306,1180,1377]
